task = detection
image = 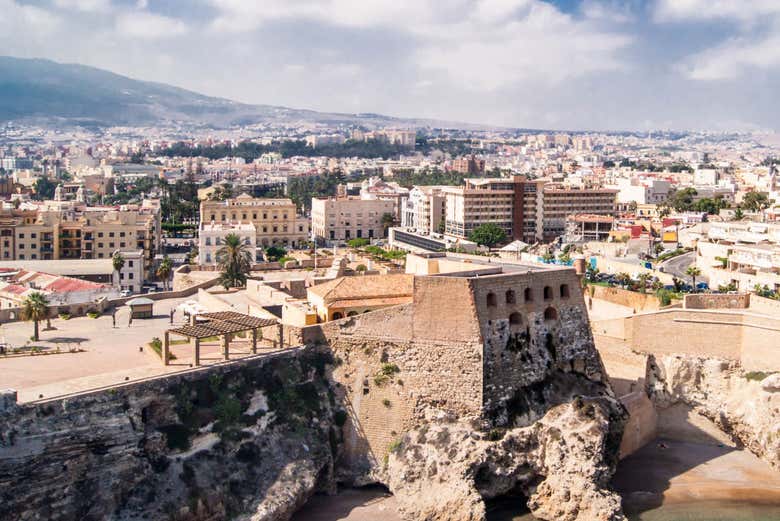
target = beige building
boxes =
[198,222,258,266]
[443,176,616,243]
[0,200,161,280]
[401,186,448,235]
[200,194,310,248]
[307,273,414,321]
[311,196,395,244]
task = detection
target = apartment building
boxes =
[199,194,310,248]
[443,175,616,243]
[451,155,485,175]
[697,221,780,293]
[401,186,448,235]
[0,200,161,280]
[198,222,258,266]
[311,196,395,244]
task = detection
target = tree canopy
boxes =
[468,223,507,247]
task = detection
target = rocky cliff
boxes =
[0,348,342,521]
[645,353,780,469]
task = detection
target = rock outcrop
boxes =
[645,354,780,469]
[386,383,626,521]
[0,348,341,521]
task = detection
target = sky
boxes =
[2,0,780,131]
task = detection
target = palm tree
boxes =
[685,266,702,292]
[380,213,395,237]
[216,233,252,289]
[636,273,652,294]
[156,255,173,291]
[112,252,125,286]
[21,292,49,342]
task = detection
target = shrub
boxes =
[382,399,391,408]
[58,312,71,320]
[347,238,370,248]
[87,311,100,319]
[379,363,400,376]
[355,264,367,272]
[333,409,348,427]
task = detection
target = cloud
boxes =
[0,0,61,33]
[679,32,780,80]
[115,11,188,39]
[53,0,112,13]
[654,0,780,24]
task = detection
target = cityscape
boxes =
[1,2,780,521]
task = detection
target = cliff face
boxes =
[645,354,780,469]
[0,348,341,521]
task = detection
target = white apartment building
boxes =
[198,222,258,266]
[115,250,144,294]
[400,186,447,235]
[311,196,395,244]
[696,221,780,292]
[610,177,672,205]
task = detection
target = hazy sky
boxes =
[3,0,780,131]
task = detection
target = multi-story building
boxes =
[401,186,448,235]
[359,177,409,222]
[0,199,161,280]
[443,176,617,243]
[451,155,486,175]
[198,222,258,266]
[199,194,310,249]
[311,196,395,244]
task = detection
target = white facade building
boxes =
[198,223,257,266]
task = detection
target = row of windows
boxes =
[210,213,290,221]
[486,284,570,307]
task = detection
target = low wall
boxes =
[618,391,657,459]
[624,309,780,372]
[750,294,780,316]
[684,293,750,310]
[591,285,661,312]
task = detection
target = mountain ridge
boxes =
[0,56,489,130]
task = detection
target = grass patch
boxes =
[148,337,177,361]
[745,371,776,382]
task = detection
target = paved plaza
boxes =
[0,297,282,403]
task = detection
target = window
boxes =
[543,286,553,300]
[506,290,516,304]
[129,273,134,279]
[109,232,115,238]
[98,232,104,238]
[544,307,558,321]
[31,233,36,239]
[18,244,23,249]
[120,242,126,248]
[509,312,522,326]
[206,238,211,245]
[31,254,36,259]
[128,261,133,267]
[560,284,570,299]
[486,292,497,307]
[18,233,24,239]
[524,288,533,302]
[109,242,115,248]
[120,232,125,237]
[98,243,103,248]
[18,254,24,259]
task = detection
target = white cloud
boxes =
[53,0,112,13]
[680,32,780,80]
[115,11,188,39]
[0,0,61,35]
[654,0,780,24]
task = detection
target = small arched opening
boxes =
[486,292,497,307]
[505,289,516,304]
[544,306,558,322]
[332,312,343,320]
[508,312,523,332]
[560,284,570,299]
[524,288,533,302]
[543,286,553,301]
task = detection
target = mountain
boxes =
[0,56,480,130]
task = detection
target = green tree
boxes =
[21,292,49,342]
[670,187,698,212]
[468,223,507,247]
[156,255,173,291]
[742,192,771,212]
[217,233,252,289]
[33,177,57,200]
[380,213,395,237]
[685,266,702,291]
[733,207,744,221]
[265,245,287,262]
[637,273,652,294]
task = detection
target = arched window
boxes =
[486,292,497,307]
[509,312,522,325]
[332,312,343,320]
[543,286,553,301]
[524,288,533,302]
[544,306,558,321]
[560,284,570,299]
[505,289,516,304]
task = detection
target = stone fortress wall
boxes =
[297,267,612,479]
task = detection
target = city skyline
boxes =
[4,0,780,132]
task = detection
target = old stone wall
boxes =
[591,285,662,312]
[0,348,341,521]
[624,309,780,372]
[618,391,657,458]
[683,293,750,310]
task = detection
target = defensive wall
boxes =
[589,285,662,312]
[292,268,612,478]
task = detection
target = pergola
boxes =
[164,311,281,366]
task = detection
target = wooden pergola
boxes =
[164,311,281,366]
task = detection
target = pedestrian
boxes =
[170,308,174,324]
[112,308,117,328]
[129,313,133,326]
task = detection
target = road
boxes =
[659,251,708,285]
